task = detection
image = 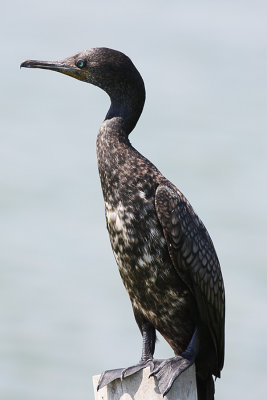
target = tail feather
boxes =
[196,375,215,400]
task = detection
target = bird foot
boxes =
[150,355,193,396]
[97,359,154,390]
[97,368,125,390]
[121,358,154,378]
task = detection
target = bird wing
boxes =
[155,183,225,373]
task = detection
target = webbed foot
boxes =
[97,368,125,390]
[150,355,193,396]
[121,358,153,378]
[97,359,156,390]
[97,321,158,391]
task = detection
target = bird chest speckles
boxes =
[104,198,191,317]
[105,201,136,249]
[105,199,165,281]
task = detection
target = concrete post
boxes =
[93,365,197,400]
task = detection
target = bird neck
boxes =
[104,80,145,135]
[96,117,133,204]
[97,78,146,202]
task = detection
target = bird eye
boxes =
[76,59,86,69]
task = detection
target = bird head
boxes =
[20,47,144,98]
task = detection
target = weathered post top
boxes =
[93,365,197,400]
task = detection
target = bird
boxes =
[21,48,225,400]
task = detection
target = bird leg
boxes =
[97,322,156,390]
[150,328,199,396]
[120,322,156,378]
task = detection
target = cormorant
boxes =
[21,48,225,400]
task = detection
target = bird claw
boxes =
[97,368,125,390]
[121,359,153,379]
[150,356,193,396]
[97,359,154,390]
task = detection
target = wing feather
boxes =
[155,183,225,373]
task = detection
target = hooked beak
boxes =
[20,59,85,81]
[20,60,70,71]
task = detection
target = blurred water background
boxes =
[1,1,267,399]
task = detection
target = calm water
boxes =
[1,1,267,399]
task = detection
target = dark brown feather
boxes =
[155,183,225,375]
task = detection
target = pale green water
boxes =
[1,1,267,399]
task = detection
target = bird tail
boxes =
[196,375,215,400]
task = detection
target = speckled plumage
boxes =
[21,47,225,400]
[97,119,196,354]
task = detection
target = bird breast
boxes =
[104,196,194,346]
